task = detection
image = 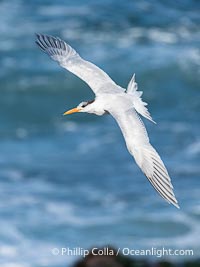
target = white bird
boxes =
[36,33,179,208]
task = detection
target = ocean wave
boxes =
[0,0,199,265]
[38,5,90,17]
[186,139,200,156]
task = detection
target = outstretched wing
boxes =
[126,74,155,123]
[35,33,116,95]
[110,107,179,208]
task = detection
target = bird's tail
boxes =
[126,74,156,124]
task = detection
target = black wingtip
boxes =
[35,40,45,52]
[35,33,45,51]
[35,33,46,43]
[35,32,42,40]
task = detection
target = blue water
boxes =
[0,0,200,266]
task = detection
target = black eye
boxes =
[81,102,88,108]
[80,100,94,108]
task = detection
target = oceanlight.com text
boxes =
[51,246,194,258]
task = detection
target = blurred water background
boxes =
[0,0,200,266]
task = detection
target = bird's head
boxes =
[63,100,96,115]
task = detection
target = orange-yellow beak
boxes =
[63,107,81,116]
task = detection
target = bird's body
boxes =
[36,34,179,208]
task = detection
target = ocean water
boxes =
[0,0,200,266]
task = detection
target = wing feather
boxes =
[35,33,116,95]
[110,108,179,208]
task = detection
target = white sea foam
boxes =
[59,121,79,133]
[0,246,17,257]
[0,168,24,181]
[186,140,200,156]
[0,1,199,266]
[39,5,90,16]
[45,200,120,226]
[148,29,178,44]
[0,264,30,267]
[16,128,28,139]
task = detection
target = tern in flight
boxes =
[36,34,179,208]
